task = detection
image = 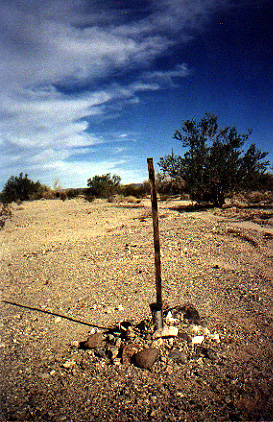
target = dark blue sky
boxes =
[0,0,272,188]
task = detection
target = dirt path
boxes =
[1,198,273,421]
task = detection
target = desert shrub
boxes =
[159,113,271,207]
[66,189,78,199]
[54,191,67,201]
[123,195,141,204]
[1,173,45,203]
[157,175,187,196]
[245,191,264,204]
[28,184,53,200]
[86,173,121,199]
[121,182,150,198]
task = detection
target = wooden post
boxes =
[147,158,162,305]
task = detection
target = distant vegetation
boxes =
[1,114,272,208]
[86,173,121,200]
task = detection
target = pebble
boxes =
[191,325,210,335]
[208,333,221,343]
[107,345,119,359]
[80,332,103,349]
[54,317,62,324]
[153,326,178,339]
[169,348,187,363]
[165,311,180,325]
[62,360,76,369]
[122,343,140,365]
[133,348,160,369]
[196,346,217,360]
[88,327,99,335]
[192,335,204,345]
[151,338,164,348]
[178,332,191,343]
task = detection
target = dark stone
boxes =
[169,348,187,363]
[122,344,140,365]
[133,348,160,369]
[178,331,191,344]
[195,346,217,360]
[80,332,103,349]
[182,304,201,324]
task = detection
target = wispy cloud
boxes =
[0,0,231,187]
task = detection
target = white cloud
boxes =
[0,0,230,188]
[143,63,192,86]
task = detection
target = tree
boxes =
[86,173,121,199]
[1,173,43,203]
[158,113,271,207]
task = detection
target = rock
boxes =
[196,346,217,360]
[106,345,119,359]
[178,332,191,343]
[169,348,187,364]
[80,332,103,349]
[62,360,76,369]
[182,304,201,324]
[54,317,62,323]
[95,348,108,359]
[192,335,204,346]
[208,333,221,343]
[124,326,136,340]
[153,325,178,339]
[122,343,140,365]
[165,311,180,326]
[151,338,164,348]
[115,338,122,348]
[191,325,210,335]
[133,348,160,369]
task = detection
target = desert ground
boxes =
[1,197,273,421]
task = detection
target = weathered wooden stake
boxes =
[147,158,162,306]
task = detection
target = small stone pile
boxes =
[70,303,221,370]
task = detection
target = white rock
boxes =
[62,360,76,369]
[88,327,99,335]
[208,333,221,343]
[54,317,62,323]
[192,335,204,345]
[165,311,180,326]
[153,325,178,339]
[151,338,164,348]
[191,325,210,335]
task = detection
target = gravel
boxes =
[1,198,273,421]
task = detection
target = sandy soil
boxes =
[1,198,273,421]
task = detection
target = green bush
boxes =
[1,173,45,203]
[159,113,271,207]
[121,182,150,198]
[86,173,121,199]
